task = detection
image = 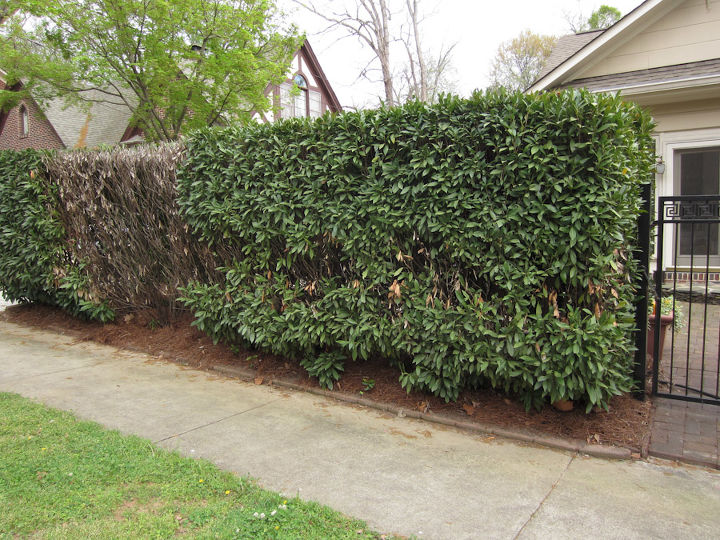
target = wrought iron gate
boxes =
[652,195,720,405]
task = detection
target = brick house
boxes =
[0,80,138,150]
[0,40,342,150]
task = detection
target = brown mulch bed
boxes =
[1,303,653,452]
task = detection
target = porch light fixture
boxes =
[655,159,665,174]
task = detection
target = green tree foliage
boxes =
[567,4,622,33]
[0,1,302,141]
[488,30,557,91]
[587,5,622,30]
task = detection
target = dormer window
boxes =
[19,105,28,138]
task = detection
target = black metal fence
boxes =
[633,183,651,398]
[651,195,720,405]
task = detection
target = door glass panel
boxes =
[676,148,720,257]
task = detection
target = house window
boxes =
[279,73,324,119]
[293,73,308,90]
[674,146,720,264]
[19,105,29,138]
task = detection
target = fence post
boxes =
[633,182,652,399]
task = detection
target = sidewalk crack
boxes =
[513,453,575,539]
[153,398,283,444]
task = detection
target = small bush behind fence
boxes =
[0,149,110,319]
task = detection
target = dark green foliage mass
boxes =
[177,90,655,410]
[0,149,112,320]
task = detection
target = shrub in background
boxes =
[178,90,655,410]
[0,149,111,320]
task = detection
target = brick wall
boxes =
[0,98,65,150]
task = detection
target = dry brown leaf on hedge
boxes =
[388,280,401,299]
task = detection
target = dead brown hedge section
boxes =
[45,144,220,321]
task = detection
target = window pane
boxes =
[279,82,293,118]
[309,91,322,118]
[676,148,720,257]
[294,90,306,117]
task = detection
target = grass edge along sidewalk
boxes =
[0,392,389,539]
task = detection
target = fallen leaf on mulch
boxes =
[254,376,263,385]
[462,404,475,416]
[417,401,429,413]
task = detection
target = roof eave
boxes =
[592,74,720,95]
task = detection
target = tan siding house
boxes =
[530,0,720,273]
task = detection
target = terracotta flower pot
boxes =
[647,312,674,364]
[551,399,574,412]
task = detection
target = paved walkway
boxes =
[656,300,720,400]
[650,398,720,468]
[1,319,719,539]
[649,296,720,469]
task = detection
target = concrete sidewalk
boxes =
[1,319,719,539]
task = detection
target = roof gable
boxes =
[296,41,342,112]
[529,0,685,92]
[534,30,604,83]
[43,90,135,149]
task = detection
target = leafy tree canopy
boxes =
[567,4,622,33]
[488,30,557,92]
[0,0,302,141]
[587,5,622,30]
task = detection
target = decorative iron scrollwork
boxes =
[662,199,720,222]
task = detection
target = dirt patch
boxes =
[2,303,653,452]
[113,498,165,521]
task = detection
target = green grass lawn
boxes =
[0,392,383,539]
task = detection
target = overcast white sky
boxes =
[278,0,646,108]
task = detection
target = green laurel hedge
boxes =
[0,149,113,321]
[177,90,655,410]
[0,150,59,305]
